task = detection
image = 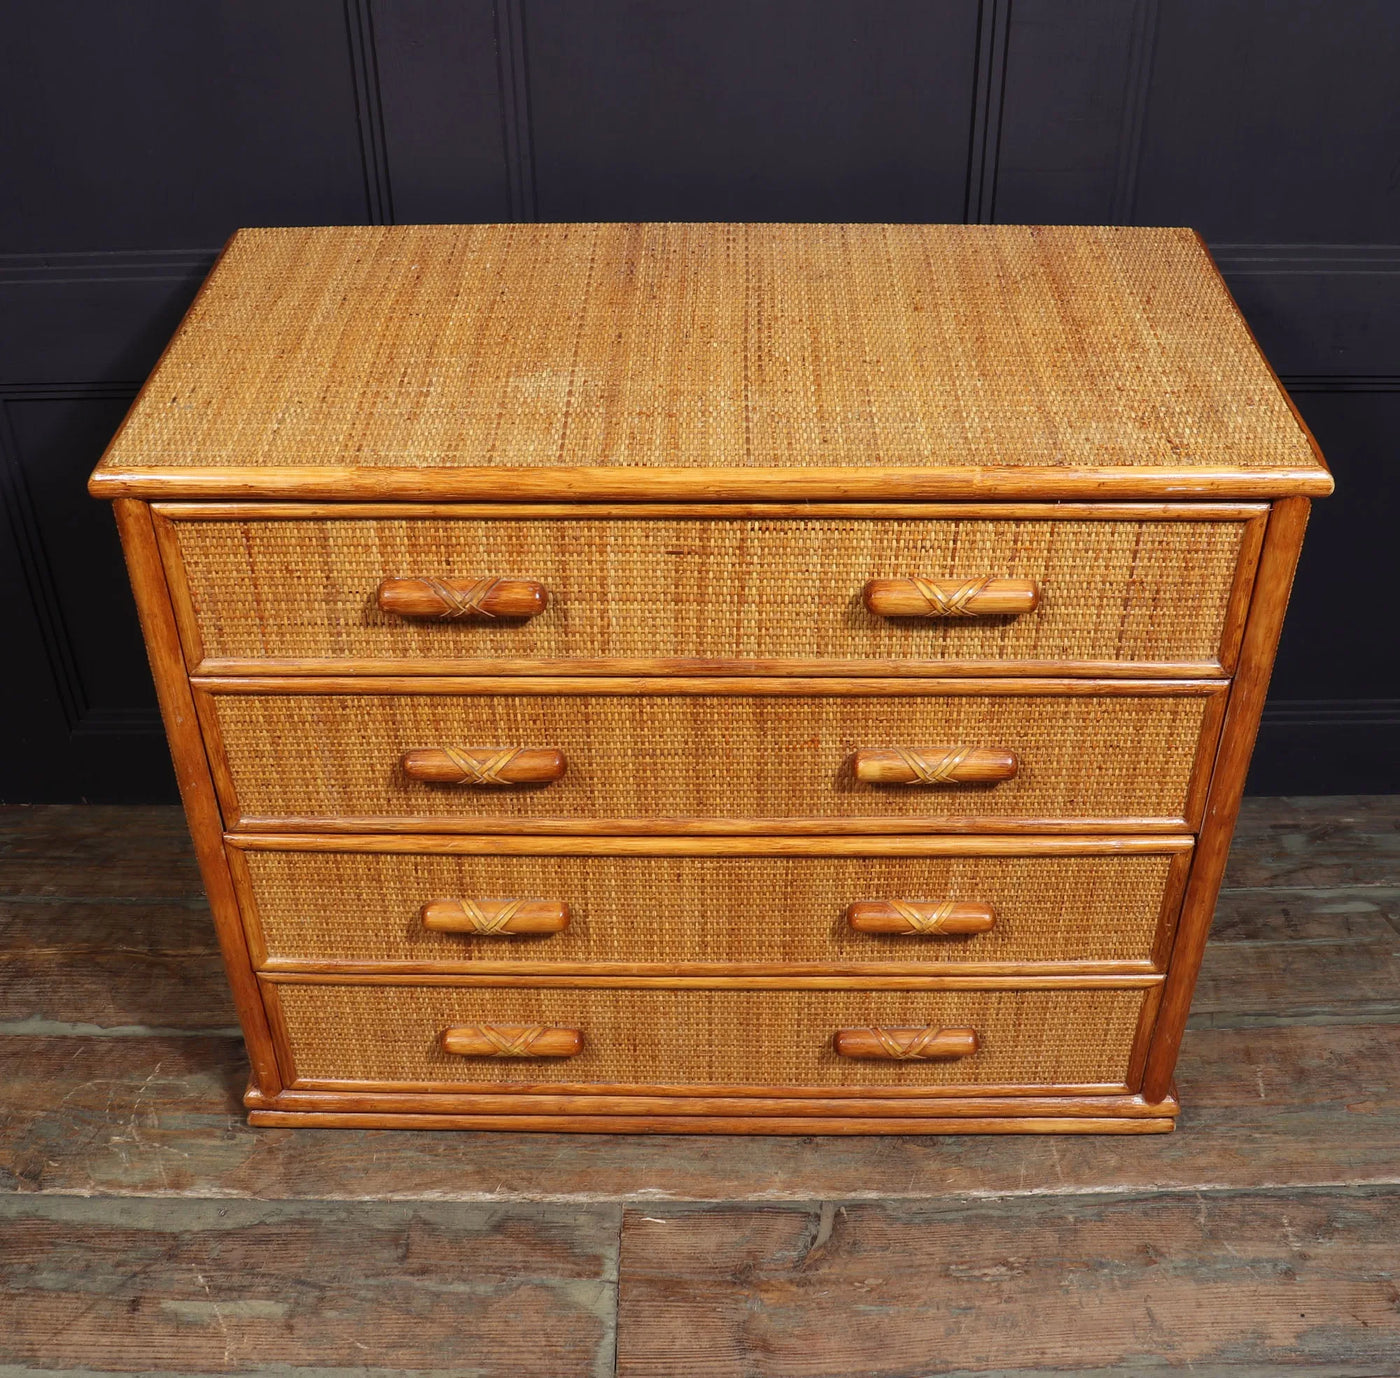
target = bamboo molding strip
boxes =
[91,464,1334,501]
[224,833,1196,856]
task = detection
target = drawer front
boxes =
[268,982,1152,1092]
[236,846,1184,971]
[163,510,1260,673]
[204,686,1221,831]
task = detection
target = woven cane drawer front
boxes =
[269,982,1151,1092]
[237,847,1181,970]
[205,687,1219,831]
[166,512,1256,673]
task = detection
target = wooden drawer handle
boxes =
[846,900,996,935]
[834,1026,979,1060]
[402,747,566,785]
[422,898,571,935]
[441,1024,583,1058]
[864,577,1039,618]
[378,576,548,622]
[853,746,1018,785]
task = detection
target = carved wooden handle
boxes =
[402,747,566,786]
[833,1027,980,1060]
[846,900,996,935]
[440,1025,583,1058]
[421,898,571,935]
[853,747,1018,785]
[378,577,548,621]
[864,577,1039,618]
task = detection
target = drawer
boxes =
[231,838,1191,974]
[200,680,1225,832]
[157,505,1265,676]
[265,981,1157,1094]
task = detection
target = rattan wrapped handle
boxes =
[402,747,566,786]
[422,899,571,935]
[846,900,996,936]
[864,577,1039,618]
[441,1025,583,1058]
[834,1027,980,1060]
[853,747,1018,785]
[378,577,548,621]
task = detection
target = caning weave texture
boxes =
[211,691,1212,824]
[242,850,1176,966]
[274,984,1148,1089]
[94,224,1320,475]
[175,515,1247,666]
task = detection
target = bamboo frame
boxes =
[88,222,1329,1134]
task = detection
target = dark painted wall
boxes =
[1,1,1395,801]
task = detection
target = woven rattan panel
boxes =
[241,850,1176,967]
[210,690,1213,826]
[95,224,1320,475]
[174,515,1248,668]
[273,983,1148,1090]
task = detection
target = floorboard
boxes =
[0,1196,619,1377]
[614,1193,1400,1376]
[0,797,1396,1373]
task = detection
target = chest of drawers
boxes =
[90,223,1331,1134]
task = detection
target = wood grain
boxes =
[863,575,1039,617]
[153,500,1275,521]
[378,574,549,621]
[442,1024,585,1058]
[845,899,997,935]
[0,1195,617,1376]
[852,745,1018,784]
[402,745,567,785]
[615,1193,1400,1374]
[422,897,572,936]
[7,1021,1400,1199]
[88,461,1336,502]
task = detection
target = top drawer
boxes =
[155,503,1265,677]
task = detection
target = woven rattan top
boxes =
[90,223,1330,500]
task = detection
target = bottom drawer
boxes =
[266,982,1156,1095]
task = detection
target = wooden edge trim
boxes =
[225,815,1197,838]
[244,1084,1178,1119]
[254,957,1164,979]
[1143,497,1313,1102]
[225,832,1195,857]
[258,979,299,1089]
[282,1074,1135,1099]
[223,842,270,970]
[1150,848,1196,971]
[1217,508,1268,676]
[152,499,1270,520]
[1183,688,1232,829]
[1125,981,1165,1090]
[110,498,281,1096]
[1194,233,1335,489]
[189,685,243,829]
[245,1110,1176,1134]
[256,970,1164,990]
[149,509,204,671]
[192,656,1231,681]
[190,673,1227,697]
[89,463,1335,502]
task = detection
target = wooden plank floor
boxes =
[1,798,1396,1376]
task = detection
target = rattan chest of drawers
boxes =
[91,223,1331,1134]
